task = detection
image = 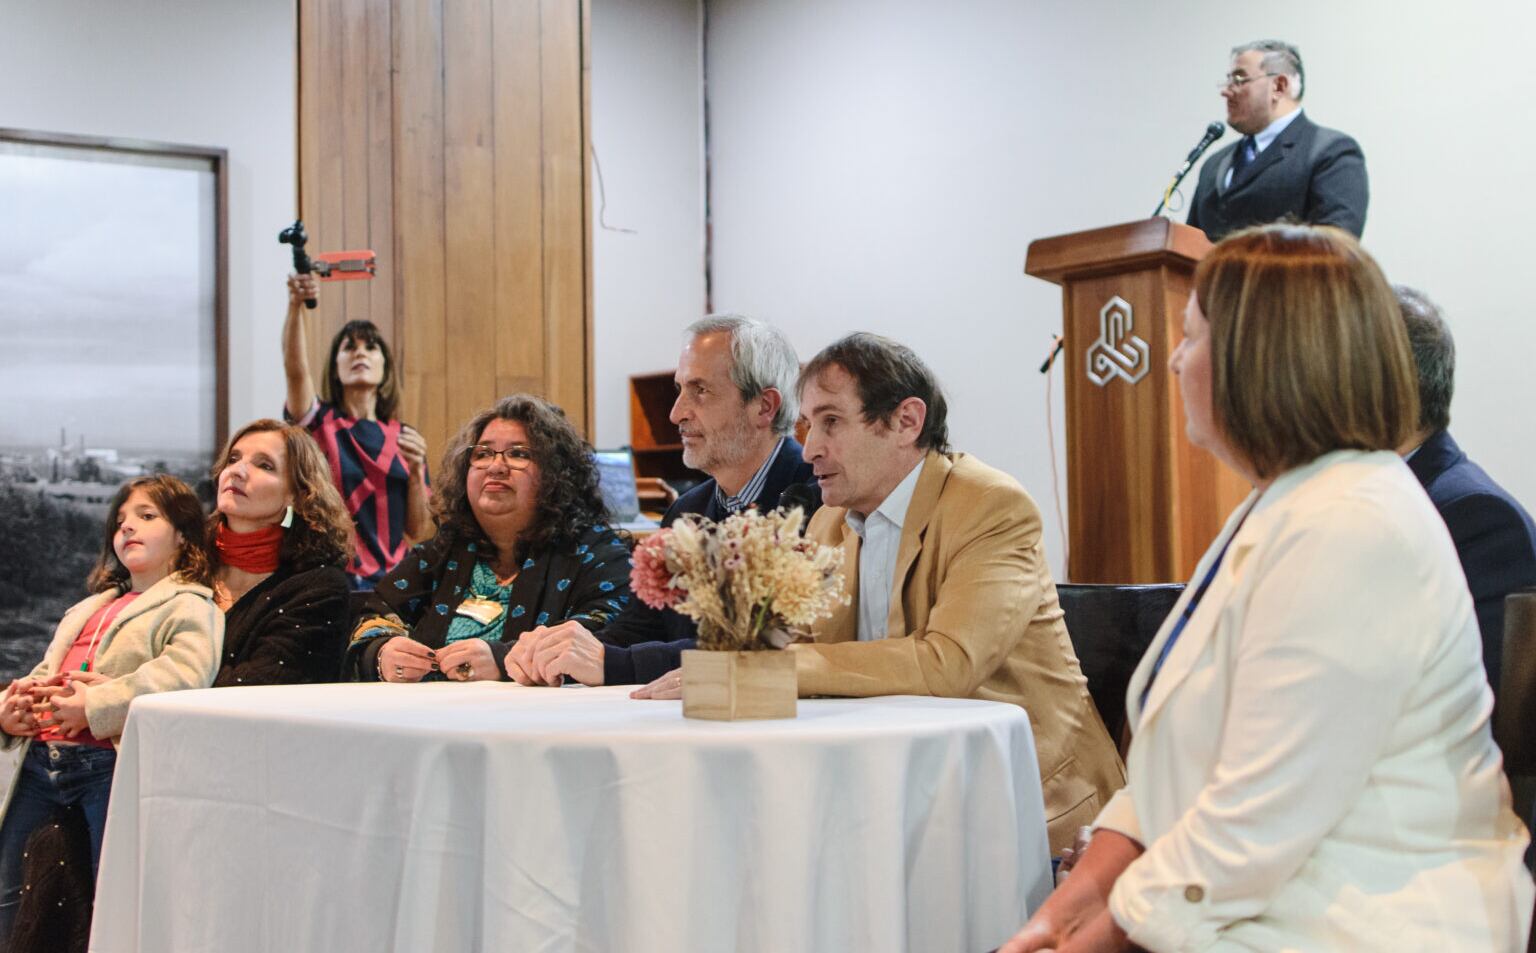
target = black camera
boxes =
[278,219,318,310]
[280,220,377,310]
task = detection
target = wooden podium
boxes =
[1025,218,1249,584]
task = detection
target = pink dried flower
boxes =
[631,531,682,610]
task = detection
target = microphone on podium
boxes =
[1152,121,1225,217]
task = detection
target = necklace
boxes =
[80,593,134,673]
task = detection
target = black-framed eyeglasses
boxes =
[1219,72,1278,90]
[468,444,535,470]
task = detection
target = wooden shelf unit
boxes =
[629,371,700,489]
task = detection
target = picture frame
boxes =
[0,128,227,679]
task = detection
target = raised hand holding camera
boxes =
[278,218,377,311]
[278,219,319,309]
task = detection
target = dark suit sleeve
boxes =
[1305,134,1368,237]
[213,568,351,687]
[1439,493,1536,689]
[595,598,669,649]
[604,639,693,685]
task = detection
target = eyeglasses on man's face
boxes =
[469,444,535,470]
[1219,72,1278,91]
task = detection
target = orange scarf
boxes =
[215,522,283,573]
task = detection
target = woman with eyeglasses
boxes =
[345,395,633,683]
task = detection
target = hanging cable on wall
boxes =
[1039,332,1069,579]
[591,143,638,235]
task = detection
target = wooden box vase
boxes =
[681,649,797,721]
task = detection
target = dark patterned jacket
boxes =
[346,524,633,681]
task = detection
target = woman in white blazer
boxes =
[1004,225,1533,952]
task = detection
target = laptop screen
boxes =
[593,449,642,523]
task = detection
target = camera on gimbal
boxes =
[279,219,377,309]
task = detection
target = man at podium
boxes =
[1187,40,1368,241]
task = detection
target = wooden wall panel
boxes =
[364,0,395,342]
[393,0,449,455]
[539,0,589,431]
[492,0,548,402]
[338,0,371,311]
[298,0,591,468]
[317,0,348,344]
[443,0,497,440]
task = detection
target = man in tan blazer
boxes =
[792,333,1124,852]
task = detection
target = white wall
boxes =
[688,0,1536,578]
[0,0,297,436]
[590,0,707,448]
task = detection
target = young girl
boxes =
[0,475,223,940]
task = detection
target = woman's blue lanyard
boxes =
[1139,495,1261,711]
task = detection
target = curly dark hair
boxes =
[433,394,607,563]
[89,475,216,592]
[207,419,354,571]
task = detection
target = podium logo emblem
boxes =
[1086,295,1150,386]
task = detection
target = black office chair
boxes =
[1497,589,1536,776]
[1057,583,1184,756]
[1494,589,1536,950]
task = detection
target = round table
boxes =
[91,683,1051,952]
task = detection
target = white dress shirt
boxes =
[846,458,925,642]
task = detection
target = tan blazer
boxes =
[793,451,1124,852]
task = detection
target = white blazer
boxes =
[1095,450,1534,952]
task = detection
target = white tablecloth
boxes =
[91,683,1050,953]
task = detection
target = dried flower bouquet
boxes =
[630,507,847,651]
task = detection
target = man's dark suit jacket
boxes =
[599,436,818,685]
[1187,111,1368,242]
[1408,429,1536,692]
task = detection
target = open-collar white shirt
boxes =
[845,457,925,642]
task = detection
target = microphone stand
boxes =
[1153,126,1224,217]
[1152,156,1202,218]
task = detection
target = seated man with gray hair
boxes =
[1398,285,1536,692]
[507,314,818,688]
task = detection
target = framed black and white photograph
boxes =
[0,128,227,679]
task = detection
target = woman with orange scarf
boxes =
[209,419,355,685]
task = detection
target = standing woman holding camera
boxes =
[282,273,432,588]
